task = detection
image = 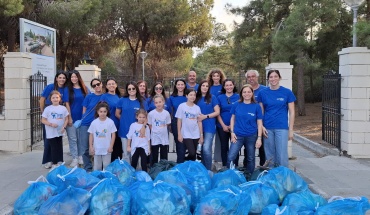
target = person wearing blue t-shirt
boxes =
[39,71,70,169]
[228,84,263,173]
[245,69,268,166]
[195,80,220,170]
[147,82,170,112]
[79,78,103,172]
[258,70,296,168]
[101,78,122,162]
[116,81,148,164]
[186,70,199,91]
[216,79,240,167]
[66,70,89,167]
[168,79,187,163]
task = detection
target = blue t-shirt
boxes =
[70,88,87,122]
[101,93,120,129]
[258,86,296,129]
[210,85,222,97]
[41,84,69,106]
[81,93,102,126]
[168,95,187,117]
[116,97,148,138]
[217,93,240,128]
[254,85,267,101]
[196,95,219,134]
[146,97,170,112]
[186,83,199,91]
[231,102,263,137]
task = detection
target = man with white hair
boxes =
[245,69,267,166]
[186,70,199,91]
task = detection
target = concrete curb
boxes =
[293,133,340,156]
[0,205,13,215]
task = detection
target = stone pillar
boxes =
[0,52,32,152]
[74,64,101,91]
[338,47,370,158]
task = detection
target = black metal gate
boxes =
[322,71,341,150]
[30,72,47,150]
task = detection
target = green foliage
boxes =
[0,0,24,16]
[357,20,370,48]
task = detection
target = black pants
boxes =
[48,136,63,164]
[151,144,168,166]
[183,138,199,161]
[111,136,123,162]
[243,137,266,166]
[131,148,148,172]
[217,127,239,167]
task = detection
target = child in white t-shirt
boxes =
[175,89,203,161]
[41,91,69,169]
[148,95,171,166]
[88,102,117,171]
[127,109,151,172]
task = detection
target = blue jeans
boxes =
[121,138,131,164]
[42,124,51,164]
[78,126,92,171]
[201,132,214,170]
[171,118,185,163]
[66,125,78,158]
[264,129,289,167]
[227,134,257,173]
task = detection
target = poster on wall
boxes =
[19,18,56,85]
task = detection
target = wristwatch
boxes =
[207,115,210,118]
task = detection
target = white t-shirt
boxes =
[148,109,171,146]
[126,122,150,156]
[175,103,201,139]
[42,105,69,139]
[88,118,117,155]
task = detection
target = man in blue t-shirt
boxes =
[245,69,267,166]
[186,70,199,91]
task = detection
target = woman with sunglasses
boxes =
[137,80,149,99]
[147,82,170,112]
[66,70,89,167]
[79,78,104,172]
[101,78,122,162]
[39,71,70,169]
[168,79,187,163]
[216,79,240,168]
[116,81,147,164]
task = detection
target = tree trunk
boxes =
[367,0,370,20]
[7,28,16,52]
[297,52,306,116]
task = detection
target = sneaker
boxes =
[70,158,78,167]
[78,156,84,165]
[43,162,52,169]
[51,164,60,171]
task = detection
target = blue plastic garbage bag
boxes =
[13,176,57,215]
[89,178,131,215]
[262,204,292,215]
[105,158,136,186]
[282,189,327,214]
[194,185,251,215]
[46,164,70,188]
[172,161,212,210]
[258,166,308,202]
[131,181,191,215]
[135,171,153,182]
[38,186,91,215]
[55,166,100,192]
[90,170,119,181]
[239,181,280,214]
[211,169,246,189]
[315,196,370,215]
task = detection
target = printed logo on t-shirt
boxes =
[184,111,197,120]
[154,119,167,127]
[134,107,140,111]
[248,112,255,117]
[95,129,107,138]
[51,112,64,120]
[277,98,285,101]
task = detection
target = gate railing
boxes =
[30,71,46,150]
[322,71,341,150]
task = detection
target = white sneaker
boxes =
[51,164,60,171]
[78,156,84,165]
[43,162,52,169]
[70,158,78,167]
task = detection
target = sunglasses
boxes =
[155,87,163,91]
[227,97,231,104]
[127,87,136,91]
[92,83,101,88]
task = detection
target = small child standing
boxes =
[127,109,151,172]
[148,95,171,166]
[41,91,69,168]
[88,102,117,171]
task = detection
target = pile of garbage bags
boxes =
[14,160,370,215]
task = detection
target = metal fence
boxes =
[322,71,341,150]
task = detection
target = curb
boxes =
[0,205,13,215]
[293,133,340,156]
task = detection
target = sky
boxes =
[211,0,251,31]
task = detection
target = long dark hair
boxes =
[195,79,211,104]
[53,70,68,90]
[104,78,121,97]
[123,81,144,108]
[94,102,110,118]
[137,80,148,98]
[149,82,166,103]
[67,70,89,104]
[221,78,237,94]
[171,79,187,96]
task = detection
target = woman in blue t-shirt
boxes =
[101,78,122,162]
[116,81,147,164]
[228,84,263,173]
[39,71,69,169]
[168,79,187,163]
[258,70,296,168]
[66,70,89,167]
[147,82,170,112]
[195,80,220,170]
[79,78,104,172]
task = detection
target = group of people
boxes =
[39,68,295,174]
